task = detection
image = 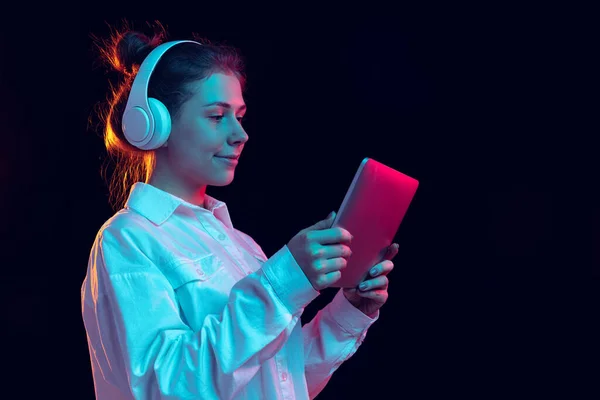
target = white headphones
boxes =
[122,40,202,150]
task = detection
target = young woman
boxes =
[81,23,398,399]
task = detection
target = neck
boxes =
[147,165,208,208]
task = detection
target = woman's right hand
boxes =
[287,212,353,291]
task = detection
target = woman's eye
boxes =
[209,114,245,123]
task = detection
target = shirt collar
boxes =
[124,182,233,228]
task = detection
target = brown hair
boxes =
[92,21,246,211]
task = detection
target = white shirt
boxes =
[81,182,378,399]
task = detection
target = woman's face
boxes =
[165,72,248,189]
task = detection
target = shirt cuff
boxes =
[261,245,320,314]
[324,289,379,336]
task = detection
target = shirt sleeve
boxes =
[302,289,379,398]
[90,228,319,399]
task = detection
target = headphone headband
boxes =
[122,40,202,149]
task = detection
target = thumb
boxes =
[308,211,336,231]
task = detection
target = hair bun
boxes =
[104,28,165,77]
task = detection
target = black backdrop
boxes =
[0,3,587,399]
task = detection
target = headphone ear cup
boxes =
[146,98,172,149]
[122,106,151,148]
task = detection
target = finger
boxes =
[357,289,388,302]
[369,260,394,277]
[384,243,400,260]
[302,211,336,233]
[359,275,388,291]
[308,227,353,245]
[313,257,347,274]
[319,244,352,259]
[314,270,342,290]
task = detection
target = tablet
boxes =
[331,157,419,288]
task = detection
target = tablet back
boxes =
[332,157,419,288]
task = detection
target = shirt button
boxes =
[281,372,287,381]
[218,234,226,241]
[196,268,204,277]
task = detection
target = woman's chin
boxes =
[209,174,235,187]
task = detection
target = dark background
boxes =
[0,3,589,399]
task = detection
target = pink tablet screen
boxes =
[332,158,419,288]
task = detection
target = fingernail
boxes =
[359,282,368,290]
[370,267,378,276]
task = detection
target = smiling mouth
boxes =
[215,156,239,166]
[215,155,240,160]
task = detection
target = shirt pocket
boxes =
[164,254,225,290]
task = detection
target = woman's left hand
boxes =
[343,243,399,316]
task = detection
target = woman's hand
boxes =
[342,243,399,316]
